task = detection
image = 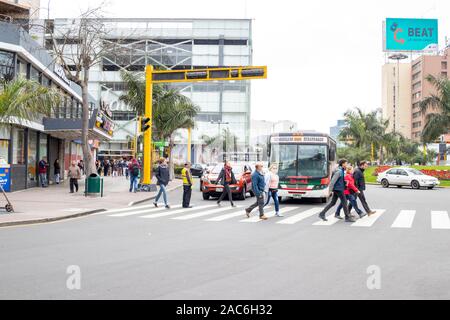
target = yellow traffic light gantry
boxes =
[140,65,267,190]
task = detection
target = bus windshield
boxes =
[270,144,328,178]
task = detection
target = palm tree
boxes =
[420,75,450,143]
[0,78,60,123]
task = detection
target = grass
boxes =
[364,165,450,187]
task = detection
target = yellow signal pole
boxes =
[143,65,153,185]
[187,127,192,163]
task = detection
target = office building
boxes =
[329,119,347,147]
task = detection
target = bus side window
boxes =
[329,144,336,161]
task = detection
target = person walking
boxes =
[181,162,194,208]
[54,159,61,185]
[318,159,356,222]
[96,160,102,176]
[245,162,268,220]
[264,163,282,217]
[216,161,237,207]
[128,158,140,193]
[153,158,171,209]
[38,157,49,188]
[352,160,376,216]
[78,160,84,176]
[68,160,81,193]
[335,165,365,219]
[103,159,110,177]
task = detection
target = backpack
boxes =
[132,165,140,177]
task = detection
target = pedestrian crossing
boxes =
[101,204,450,230]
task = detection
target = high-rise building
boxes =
[35,18,253,163]
[329,119,347,147]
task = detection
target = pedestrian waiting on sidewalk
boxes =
[38,157,49,188]
[181,162,194,208]
[245,162,268,220]
[153,157,171,209]
[54,159,61,185]
[128,158,141,193]
[264,163,283,217]
[335,165,365,219]
[216,161,237,207]
[68,161,81,193]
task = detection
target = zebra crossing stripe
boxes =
[351,210,385,227]
[106,203,181,215]
[431,211,450,229]
[313,215,342,226]
[241,206,299,223]
[172,206,242,220]
[206,210,249,222]
[108,205,182,217]
[276,207,324,225]
[391,210,416,229]
[139,205,216,219]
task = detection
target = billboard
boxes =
[384,18,438,52]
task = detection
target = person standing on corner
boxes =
[54,159,61,185]
[318,159,356,222]
[128,158,141,193]
[264,163,282,217]
[352,160,376,216]
[153,157,171,209]
[216,161,237,207]
[181,162,194,208]
[68,160,81,193]
[38,157,49,188]
[245,162,268,220]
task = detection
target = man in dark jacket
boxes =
[350,160,376,216]
[38,157,49,188]
[153,158,170,209]
[318,159,356,222]
[245,162,268,220]
[216,161,237,207]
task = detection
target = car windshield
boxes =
[406,169,424,176]
[211,164,243,174]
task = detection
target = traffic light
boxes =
[140,117,151,133]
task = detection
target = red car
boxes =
[201,163,255,200]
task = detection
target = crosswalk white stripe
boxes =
[106,203,180,214]
[172,206,242,220]
[391,210,416,229]
[209,206,272,222]
[351,209,385,227]
[139,205,216,219]
[108,205,182,217]
[313,215,342,226]
[277,207,324,225]
[241,206,299,223]
[431,211,450,229]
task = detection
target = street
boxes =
[1,180,449,300]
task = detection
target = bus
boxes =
[268,131,337,203]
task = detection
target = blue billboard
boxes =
[0,166,11,192]
[385,18,438,52]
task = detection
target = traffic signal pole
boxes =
[142,65,153,187]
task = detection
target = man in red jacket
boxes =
[335,165,366,219]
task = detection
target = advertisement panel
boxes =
[384,18,438,52]
[0,165,11,192]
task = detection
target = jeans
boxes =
[39,173,47,187]
[351,190,372,214]
[155,184,168,206]
[70,178,79,193]
[130,176,139,192]
[55,173,60,184]
[246,194,265,217]
[319,190,350,218]
[336,194,363,216]
[217,183,234,205]
[182,185,192,208]
[264,189,280,213]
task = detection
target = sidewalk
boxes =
[0,176,183,227]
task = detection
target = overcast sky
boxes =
[44,0,447,132]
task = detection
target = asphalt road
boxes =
[0,180,449,300]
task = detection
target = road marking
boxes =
[313,215,342,226]
[140,205,216,219]
[431,211,450,229]
[276,207,324,225]
[241,206,298,223]
[391,210,416,229]
[172,206,242,220]
[106,203,181,214]
[108,205,182,217]
[351,209,385,227]
[206,210,251,222]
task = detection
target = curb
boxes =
[128,183,183,206]
[0,209,106,228]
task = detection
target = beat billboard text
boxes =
[384,18,438,52]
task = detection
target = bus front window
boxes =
[270,144,297,178]
[298,145,328,178]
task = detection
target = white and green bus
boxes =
[268,131,337,203]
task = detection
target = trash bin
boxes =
[85,173,103,197]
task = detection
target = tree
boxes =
[45,5,118,175]
[0,78,59,123]
[420,75,450,143]
[201,127,239,162]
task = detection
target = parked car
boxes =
[190,164,205,178]
[201,163,255,200]
[377,167,440,189]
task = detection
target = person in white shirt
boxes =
[264,164,282,217]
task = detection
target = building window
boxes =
[412,102,420,109]
[442,72,448,78]
[413,111,421,119]
[12,127,25,165]
[30,67,40,82]
[413,121,422,129]
[412,61,422,71]
[412,72,421,81]
[17,59,28,78]
[0,51,15,81]
[412,81,422,91]
[0,140,9,163]
[442,61,447,70]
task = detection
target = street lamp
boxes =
[210,119,229,161]
[389,53,408,134]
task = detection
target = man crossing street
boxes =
[351,160,376,216]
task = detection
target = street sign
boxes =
[384,18,438,52]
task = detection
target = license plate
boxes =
[216,188,223,192]
[292,194,302,198]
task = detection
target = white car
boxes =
[377,167,440,189]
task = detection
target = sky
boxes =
[42,0,448,133]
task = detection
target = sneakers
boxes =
[359,212,367,219]
[165,205,171,209]
[231,203,237,208]
[245,209,251,218]
[368,210,376,216]
[319,213,328,221]
[153,202,158,208]
[260,215,268,220]
[275,212,284,217]
[334,215,343,220]
[217,202,222,207]
[345,217,357,222]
